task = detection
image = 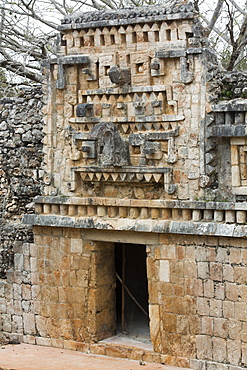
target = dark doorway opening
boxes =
[115,243,150,340]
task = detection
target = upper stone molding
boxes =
[60,1,196,30]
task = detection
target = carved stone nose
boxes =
[108,66,131,85]
[76,103,93,117]
[108,66,120,84]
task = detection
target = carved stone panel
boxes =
[89,122,130,167]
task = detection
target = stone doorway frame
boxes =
[83,229,160,350]
[115,242,150,338]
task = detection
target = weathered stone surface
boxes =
[60,2,196,29]
[2,4,247,370]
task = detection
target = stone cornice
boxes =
[60,2,196,30]
[22,196,247,238]
[32,196,247,210]
[22,214,247,238]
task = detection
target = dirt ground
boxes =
[0,344,189,370]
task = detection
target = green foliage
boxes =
[220,89,234,99]
[220,49,231,70]
[0,68,8,97]
[0,68,18,97]
[236,57,247,72]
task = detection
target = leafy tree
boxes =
[0,0,246,83]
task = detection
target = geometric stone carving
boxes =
[167,137,177,164]
[81,140,96,158]
[231,138,247,194]
[56,62,66,89]
[78,168,168,184]
[180,56,194,84]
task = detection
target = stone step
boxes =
[87,336,191,368]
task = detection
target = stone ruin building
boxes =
[1,1,247,369]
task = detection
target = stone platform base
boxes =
[22,334,190,368]
[86,336,191,368]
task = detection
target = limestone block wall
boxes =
[32,227,115,346]
[0,242,36,344]
[2,225,247,369]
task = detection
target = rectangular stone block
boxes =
[201,317,213,335]
[197,297,210,316]
[14,300,22,315]
[197,262,209,279]
[0,298,7,314]
[209,299,222,317]
[14,254,23,271]
[23,313,35,335]
[11,315,23,333]
[223,300,235,319]
[190,359,206,370]
[229,319,241,340]
[242,342,247,365]
[105,346,128,358]
[22,285,31,300]
[213,318,229,338]
[196,335,212,360]
[203,279,214,298]
[212,337,227,362]
[227,339,241,366]
[210,263,223,281]
[90,344,106,356]
[51,338,64,348]
[160,245,176,259]
[223,264,234,282]
[159,260,170,282]
[23,335,36,345]
[71,238,83,253]
[36,337,52,346]
[225,282,238,301]
[235,302,247,321]
[63,340,77,351]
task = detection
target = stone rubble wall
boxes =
[220,72,247,100]
[0,87,43,343]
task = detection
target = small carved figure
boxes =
[89,122,130,167]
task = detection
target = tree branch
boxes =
[200,13,231,44]
[227,14,247,70]
[205,0,224,36]
[227,0,246,15]
[0,55,42,82]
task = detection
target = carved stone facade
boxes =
[41,2,209,201]
[2,1,247,369]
